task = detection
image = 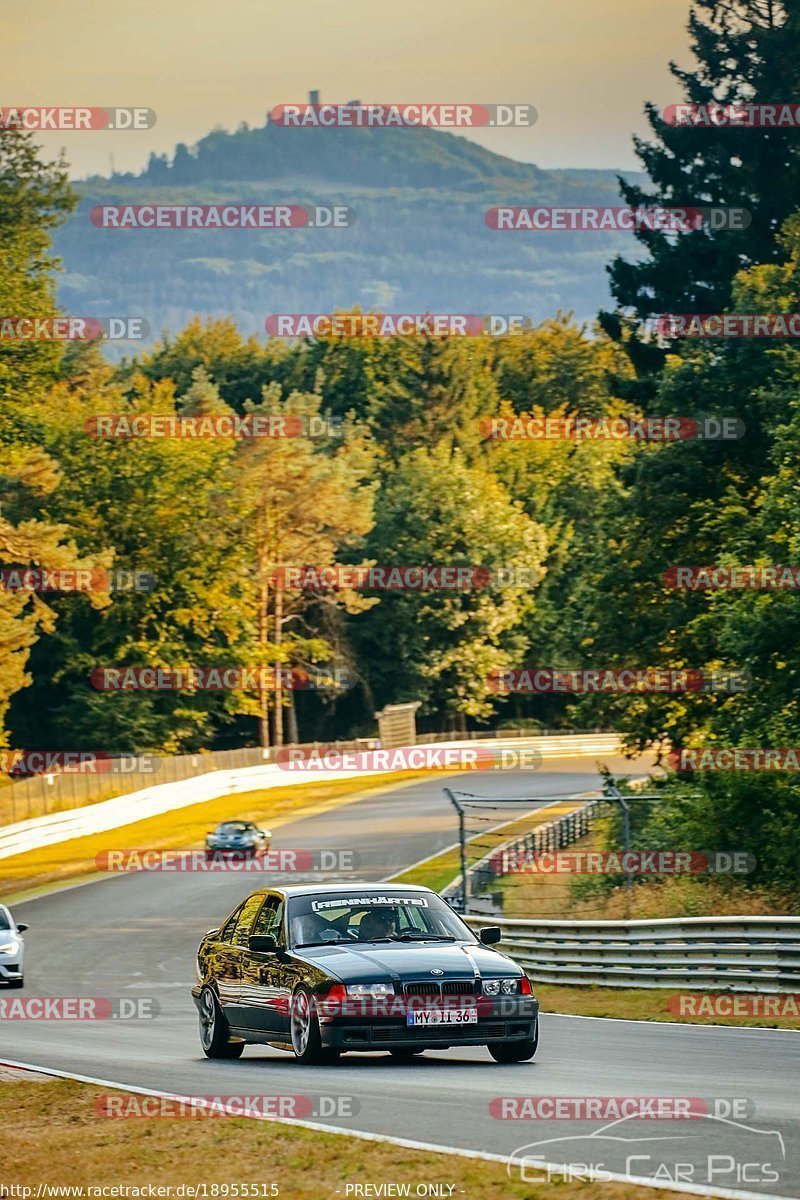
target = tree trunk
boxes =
[257,520,270,750]
[287,689,299,744]
[273,557,284,747]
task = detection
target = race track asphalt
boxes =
[3,754,798,1199]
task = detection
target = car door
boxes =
[221,892,266,1032]
[204,903,244,1016]
[238,894,290,1037]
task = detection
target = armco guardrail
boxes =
[0,727,617,824]
[0,742,378,824]
[467,799,600,897]
[0,733,622,862]
[462,914,800,993]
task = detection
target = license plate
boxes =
[407,1007,478,1026]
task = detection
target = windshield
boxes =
[288,891,475,948]
[216,822,252,834]
[0,910,10,930]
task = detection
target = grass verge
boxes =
[0,769,438,900]
[535,983,800,1030]
[3,1074,693,1199]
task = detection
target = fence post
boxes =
[604,784,632,918]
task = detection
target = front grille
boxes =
[442,980,476,996]
[402,980,476,997]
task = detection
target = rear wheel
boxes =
[290,986,331,1065]
[198,987,245,1059]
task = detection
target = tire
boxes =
[290,986,330,1065]
[488,1039,537,1063]
[7,978,24,989]
[390,1049,425,1060]
[488,1024,538,1063]
[198,987,245,1059]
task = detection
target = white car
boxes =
[0,904,27,988]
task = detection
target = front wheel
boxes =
[488,1026,538,1063]
[198,987,245,1059]
[7,977,24,989]
[290,987,330,1065]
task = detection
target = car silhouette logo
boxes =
[431,969,444,975]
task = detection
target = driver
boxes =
[358,906,397,941]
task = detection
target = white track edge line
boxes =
[0,1056,789,1200]
[543,1012,800,1035]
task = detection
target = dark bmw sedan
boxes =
[192,883,539,1064]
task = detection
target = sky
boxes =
[5,0,694,178]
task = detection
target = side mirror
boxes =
[16,923,28,933]
[479,926,502,945]
[249,933,277,953]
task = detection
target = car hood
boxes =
[292,940,517,983]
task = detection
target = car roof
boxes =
[245,883,437,899]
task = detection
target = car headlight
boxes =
[345,983,394,999]
[0,941,19,954]
[483,978,522,995]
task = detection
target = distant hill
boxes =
[54,113,644,342]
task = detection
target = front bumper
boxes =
[205,845,258,854]
[0,951,24,982]
[320,997,539,1050]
